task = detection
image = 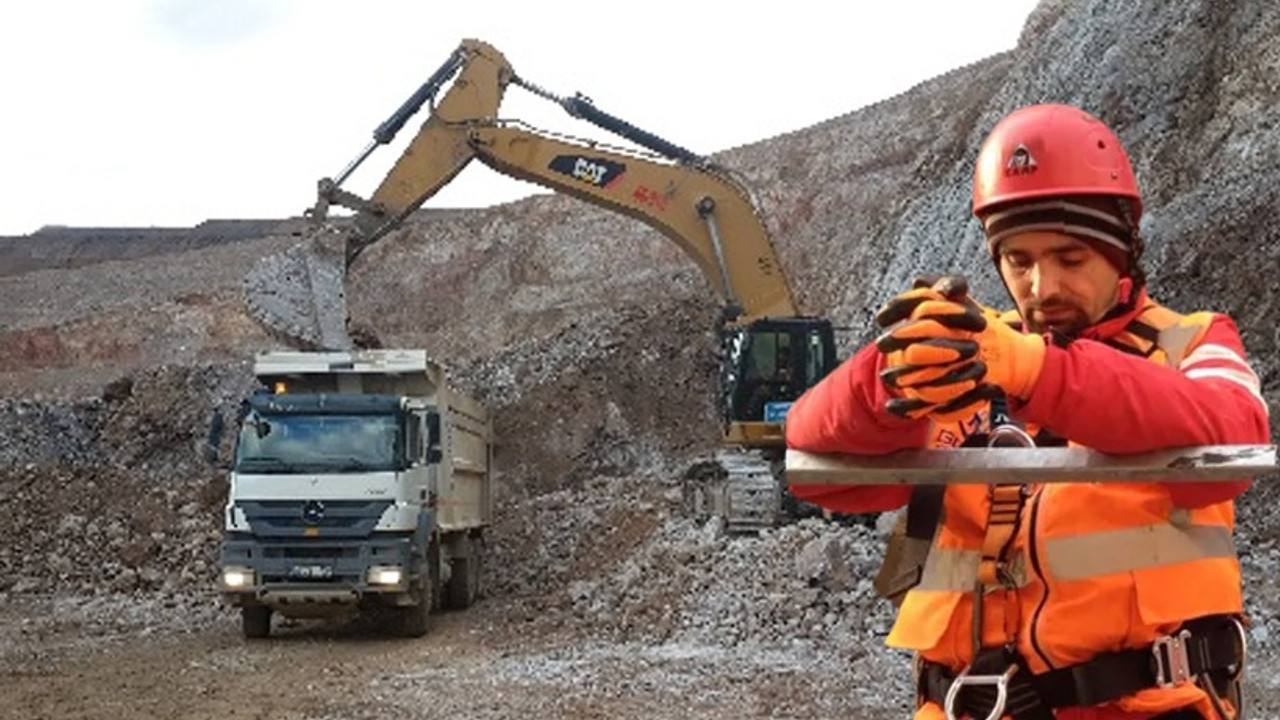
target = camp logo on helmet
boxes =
[1004,143,1038,176]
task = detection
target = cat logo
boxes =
[1005,143,1037,176]
[548,155,627,188]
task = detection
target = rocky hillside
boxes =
[0,0,1277,687]
[0,219,303,278]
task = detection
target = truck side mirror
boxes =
[426,413,442,464]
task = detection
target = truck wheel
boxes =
[390,557,434,638]
[472,537,486,600]
[391,593,430,637]
[446,536,480,609]
[241,606,272,639]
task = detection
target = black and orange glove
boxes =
[876,314,980,392]
[884,275,1048,402]
[874,275,982,327]
[880,361,991,421]
[907,303,1047,401]
[874,276,989,420]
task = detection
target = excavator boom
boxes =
[305,38,799,325]
[468,124,797,321]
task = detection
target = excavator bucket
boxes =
[243,224,354,350]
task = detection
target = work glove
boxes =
[881,362,992,421]
[874,275,984,331]
[907,302,1047,402]
[874,274,985,389]
[874,276,990,421]
[875,315,981,392]
[877,275,1047,411]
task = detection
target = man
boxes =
[785,103,1270,720]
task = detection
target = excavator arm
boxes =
[312,39,514,267]
[307,38,796,326]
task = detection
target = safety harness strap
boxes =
[906,484,946,540]
[920,616,1244,718]
[978,483,1025,587]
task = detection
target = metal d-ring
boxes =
[943,663,1017,720]
[1227,615,1248,682]
[988,424,1036,449]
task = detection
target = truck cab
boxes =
[214,350,492,638]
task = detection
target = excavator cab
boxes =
[722,317,837,435]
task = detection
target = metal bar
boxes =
[784,445,1278,486]
[329,140,379,190]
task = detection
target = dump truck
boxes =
[208,349,493,638]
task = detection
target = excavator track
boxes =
[683,450,783,533]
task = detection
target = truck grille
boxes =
[237,499,395,538]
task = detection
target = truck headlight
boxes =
[220,566,255,590]
[367,565,404,586]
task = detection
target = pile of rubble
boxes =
[0,362,895,658]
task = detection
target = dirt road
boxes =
[0,593,910,720]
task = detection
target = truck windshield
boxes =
[234,412,401,473]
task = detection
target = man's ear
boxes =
[1116,277,1133,306]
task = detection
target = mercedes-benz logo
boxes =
[301,500,326,524]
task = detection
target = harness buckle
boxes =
[943,663,1017,720]
[1152,629,1194,688]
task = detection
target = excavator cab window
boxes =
[743,333,792,384]
[803,326,832,390]
[724,318,837,424]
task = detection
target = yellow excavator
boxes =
[246,39,838,530]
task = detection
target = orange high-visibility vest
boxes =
[889,300,1242,719]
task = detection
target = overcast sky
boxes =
[0,0,1039,236]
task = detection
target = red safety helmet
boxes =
[972,104,1141,223]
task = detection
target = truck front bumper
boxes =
[219,534,418,611]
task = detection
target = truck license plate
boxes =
[289,564,333,580]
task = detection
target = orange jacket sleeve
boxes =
[1015,314,1270,508]
[784,344,927,513]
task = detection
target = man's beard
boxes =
[1023,299,1091,336]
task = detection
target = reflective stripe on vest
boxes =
[918,544,1031,592]
[1181,343,1267,406]
[1042,521,1236,581]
